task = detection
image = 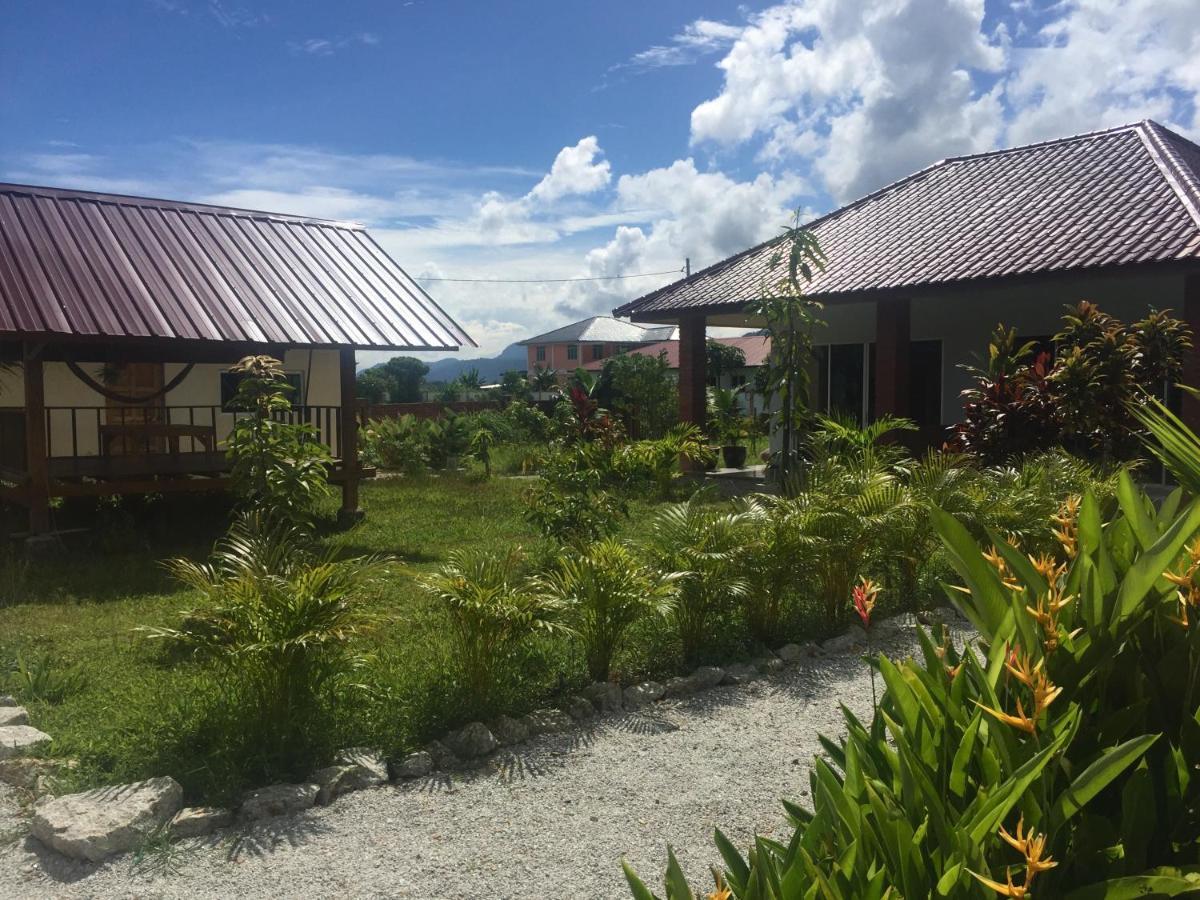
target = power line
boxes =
[418,266,684,285]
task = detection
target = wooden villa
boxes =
[0,183,474,535]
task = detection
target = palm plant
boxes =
[144,512,391,772]
[736,494,815,644]
[640,495,751,663]
[530,365,559,393]
[417,547,568,711]
[532,538,681,681]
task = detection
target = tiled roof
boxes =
[614,120,1200,320]
[582,334,771,370]
[0,183,474,350]
[519,316,675,345]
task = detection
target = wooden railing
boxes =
[0,405,345,469]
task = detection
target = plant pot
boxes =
[705,446,721,471]
[722,445,748,468]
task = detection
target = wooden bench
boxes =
[99,422,218,456]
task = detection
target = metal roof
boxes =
[614,120,1200,321]
[519,315,675,345]
[0,183,474,350]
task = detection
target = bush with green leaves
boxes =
[640,495,751,664]
[416,547,568,714]
[226,355,332,523]
[524,443,628,545]
[602,351,678,440]
[532,538,681,682]
[142,513,390,780]
[613,424,706,500]
[626,463,1200,898]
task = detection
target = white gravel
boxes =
[0,620,972,900]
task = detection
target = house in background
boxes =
[519,316,676,375]
[0,183,473,535]
[614,120,1200,447]
[582,333,772,412]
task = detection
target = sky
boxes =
[2,0,1199,367]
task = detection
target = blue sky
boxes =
[3,0,1198,365]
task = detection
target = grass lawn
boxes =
[0,475,697,804]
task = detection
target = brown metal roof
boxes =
[614,120,1200,321]
[0,183,474,350]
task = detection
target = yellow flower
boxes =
[985,545,1022,591]
[1052,496,1081,558]
[981,647,1060,734]
[971,817,1057,897]
[978,696,1038,735]
[706,872,733,900]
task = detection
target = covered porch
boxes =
[0,340,367,535]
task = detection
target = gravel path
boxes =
[0,620,973,900]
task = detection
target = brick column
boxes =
[874,297,911,419]
[1184,274,1200,435]
[677,315,707,429]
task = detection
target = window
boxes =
[567,345,578,361]
[535,346,546,362]
[591,344,604,361]
[221,370,304,411]
[813,343,868,426]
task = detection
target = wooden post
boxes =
[678,315,707,429]
[23,344,50,535]
[1183,274,1200,435]
[874,298,911,420]
[338,347,362,526]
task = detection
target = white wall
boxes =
[0,348,344,458]
[809,269,1188,425]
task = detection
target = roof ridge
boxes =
[0,181,365,229]
[1135,121,1200,230]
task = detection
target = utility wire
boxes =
[419,266,684,284]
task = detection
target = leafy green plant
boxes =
[416,547,568,712]
[614,424,706,500]
[524,443,627,545]
[532,538,681,682]
[626,470,1200,898]
[6,649,87,704]
[225,355,331,524]
[640,495,750,664]
[603,351,678,440]
[142,512,390,776]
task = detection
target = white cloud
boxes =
[1005,0,1200,143]
[288,33,381,57]
[528,136,611,202]
[621,19,745,71]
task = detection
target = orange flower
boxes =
[971,817,1058,897]
[984,545,1022,591]
[706,871,733,900]
[980,647,1060,734]
[1052,496,1081,558]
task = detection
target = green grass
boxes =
[0,475,713,805]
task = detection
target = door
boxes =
[104,363,166,455]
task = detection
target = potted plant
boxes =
[708,386,748,469]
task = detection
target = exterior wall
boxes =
[525,341,625,373]
[811,269,1188,426]
[0,348,344,459]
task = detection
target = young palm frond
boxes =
[531,538,682,681]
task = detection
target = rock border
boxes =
[2,608,961,864]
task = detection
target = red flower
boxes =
[852,577,881,629]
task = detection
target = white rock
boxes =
[623,682,665,710]
[238,783,319,822]
[661,676,695,699]
[564,696,595,721]
[30,776,183,862]
[0,706,29,727]
[489,715,529,746]
[689,667,725,690]
[822,627,867,654]
[0,695,17,707]
[0,725,51,760]
[334,748,388,790]
[310,765,357,806]
[721,663,759,685]
[0,757,73,791]
[170,806,232,839]
[755,657,785,675]
[444,722,499,758]
[582,682,623,713]
[776,643,806,663]
[395,750,434,779]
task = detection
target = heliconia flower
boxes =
[977,696,1038,735]
[984,545,1022,591]
[971,817,1057,897]
[706,871,733,900]
[852,576,880,629]
[1052,495,1081,558]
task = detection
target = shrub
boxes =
[625,470,1200,898]
[4,649,87,704]
[361,414,430,474]
[226,355,331,523]
[736,494,813,644]
[524,443,627,545]
[953,302,1192,464]
[613,425,705,500]
[416,547,568,714]
[532,538,681,682]
[142,513,389,778]
[602,352,678,440]
[640,496,750,664]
